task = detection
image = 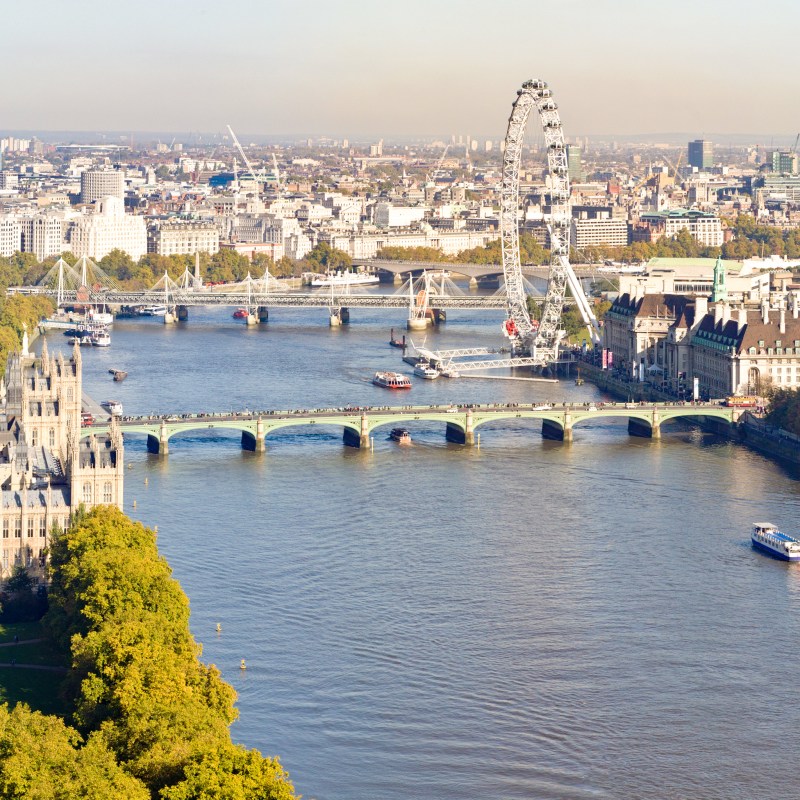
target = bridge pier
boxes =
[407,317,429,331]
[628,418,660,438]
[177,305,189,322]
[445,409,474,445]
[430,308,446,325]
[257,306,269,323]
[246,313,258,326]
[147,431,169,455]
[542,418,570,442]
[163,308,176,325]
[241,431,265,452]
[330,307,350,326]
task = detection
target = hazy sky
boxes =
[4,0,798,139]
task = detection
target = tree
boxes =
[0,704,149,800]
[160,745,296,800]
[302,242,352,273]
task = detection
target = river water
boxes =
[40,302,800,800]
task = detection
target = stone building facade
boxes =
[0,338,124,580]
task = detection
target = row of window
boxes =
[30,428,56,447]
[83,482,114,504]
[2,516,68,538]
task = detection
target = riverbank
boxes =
[580,360,800,466]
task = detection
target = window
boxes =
[1,551,6,571]
[66,387,73,400]
[83,483,92,504]
[39,517,46,537]
[31,429,37,446]
[2,520,7,539]
[14,519,21,539]
[49,428,55,447]
[103,482,112,503]
[27,518,34,538]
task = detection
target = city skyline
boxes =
[4,0,799,139]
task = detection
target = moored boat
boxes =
[413,362,439,380]
[372,371,412,389]
[311,271,379,287]
[91,330,111,347]
[751,522,800,561]
[389,427,411,445]
[389,328,406,349]
[140,305,167,316]
[233,308,249,319]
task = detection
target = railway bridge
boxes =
[88,401,744,455]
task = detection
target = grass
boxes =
[0,621,69,716]
[0,621,42,644]
[0,667,66,716]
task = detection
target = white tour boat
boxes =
[751,522,800,561]
[102,400,123,416]
[140,305,168,316]
[311,271,379,287]
[91,330,111,347]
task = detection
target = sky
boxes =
[3,0,798,141]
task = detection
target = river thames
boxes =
[41,304,800,800]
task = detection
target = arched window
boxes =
[49,428,55,447]
[103,482,112,503]
[83,483,92,504]
[67,387,73,400]
[748,367,761,395]
[31,429,38,446]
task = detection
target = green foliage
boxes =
[160,745,296,800]
[377,246,448,262]
[44,507,295,798]
[301,242,352,272]
[4,568,32,596]
[0,704,150,799]
[764,387,800,435]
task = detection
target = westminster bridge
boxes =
[86,401,745,455]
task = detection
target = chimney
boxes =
[722,302,731,326]
[762,299,769,325]
[737,307,748,330]
[694,295,708,322]
[714,303,724,326]
[794,292,799,319]
[780,305,786,335]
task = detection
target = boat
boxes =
[91,330,111,347]
[233,308,249,319]
[109,369,127,382]
[140,305,167,316]
[413,362,440,380]
[389,328,406,349]
[101,400,123,416]
[389,427,411,445]
[372,371,412,389]
[86,308,114,326]
[311,271,380,287]
[751,522,800,561]
[440,367,460,378]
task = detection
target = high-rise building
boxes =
[566,145,584,183]
[688,139,713,170]
[771,150,799,175]
[67,196,147,261]
[80,168,124,205]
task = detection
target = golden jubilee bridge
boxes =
[86,401,746,456]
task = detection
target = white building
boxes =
[0,218,21,257]
[148,220,219,256]
[570,215,629,248]
[67,196,147,261]
[80,168,124,205]
[374,203,426,228]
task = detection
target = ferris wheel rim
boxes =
[499,79,572,357]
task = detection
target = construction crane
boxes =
[429,143,450,181]
[793,133,799,154]
[226,124,263,186]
